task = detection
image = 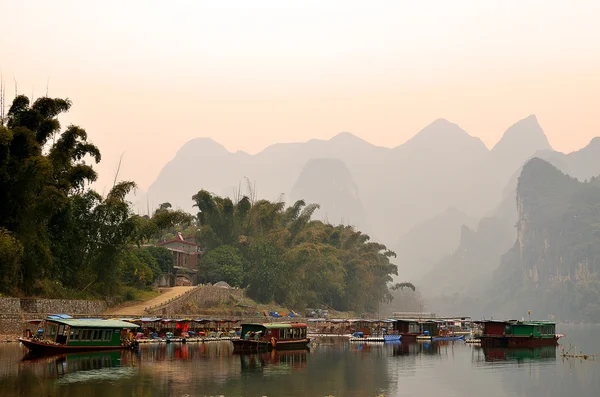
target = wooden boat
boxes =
[432,334,465,341]
[231,323,310,352]
[477,320,561,348]
[18,318,139,355]
[349,333,401,342]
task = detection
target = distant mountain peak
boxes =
[328,131,375,147]
[492,115,552,154]
[330,131,360,141]
[422,118,462,133]
[400,118,487,152]
[177,137,229,156]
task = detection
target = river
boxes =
[0,324,598,397]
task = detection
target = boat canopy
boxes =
[241,323,307,330]
[47,318,139,329]
[263,323,307,329]
[47,314,73,319]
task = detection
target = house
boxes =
[158,232,202,286]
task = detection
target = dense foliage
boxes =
[0,95,401,312]
[192,190,400,312]
[0,96,189,299]
[490,158,600,322]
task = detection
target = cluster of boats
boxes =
[16,314,564,356]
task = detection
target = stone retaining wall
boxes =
[145,285,244,317]
[19,298,106,314]
[0,298,20,314]
[0,297,106,337]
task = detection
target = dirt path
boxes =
[105,286,196,316]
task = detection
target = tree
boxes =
[0,228,23,295]
[146,246,174,274]
[190,188,402,311]
[199,245,244,287]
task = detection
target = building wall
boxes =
[161,241,199,254]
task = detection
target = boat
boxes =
[389,319,421,341]
[349,332,401,342]
[432,334,465,341]
[231,323,310,352]
[477,320,561,348]
[18,317,139,355]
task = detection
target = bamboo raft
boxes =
[560,343,596,360]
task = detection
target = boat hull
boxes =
[231,338,310,352]
[479,335,559,348]
[349,335,401,342]
[18,338,131,356]
[432,335,465,341]
[398,333,420,341]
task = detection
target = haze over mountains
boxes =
[139,115,600,315]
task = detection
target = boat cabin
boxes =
[391,319,420,334]
[479,320,509,336]
[241,323,307,341]
[420,321,439,336]
[39,318,139,347]
[505,321,556,337]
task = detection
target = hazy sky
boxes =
[2,0,599,191]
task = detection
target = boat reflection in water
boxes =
[238,349,309,374]
[19,350,138,383]
[390,341,444,356]
[473,346,557,364]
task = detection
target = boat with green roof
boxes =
[18,317,140,355]
[232,323,310,352]
[477,320,562,348]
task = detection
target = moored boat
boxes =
[18,317,139,355]
[349,332,401,342]
[231,323,310,352]
[477,320,561,348]
[432,334,465,341]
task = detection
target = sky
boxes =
[2,0,600,192]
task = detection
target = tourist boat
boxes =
[432,334,465,341]
[18,317,139,355]
[477,320,561,348]
[231,323,310,352]
[349,332,401,342]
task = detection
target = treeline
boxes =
[0,95,190,299]
[0,95,405,313]
[192,190,402,312]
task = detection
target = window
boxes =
[71,329,80,341]
[103,330,112,341]
[93,330,102,340]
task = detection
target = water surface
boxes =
[1,324,598,397]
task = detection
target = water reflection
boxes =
[238,349,309,374]
[19,350,138,382]
[473,346,557,364]
[0,327,599,397]
[19,351,138,383]
[390,341,441,356]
